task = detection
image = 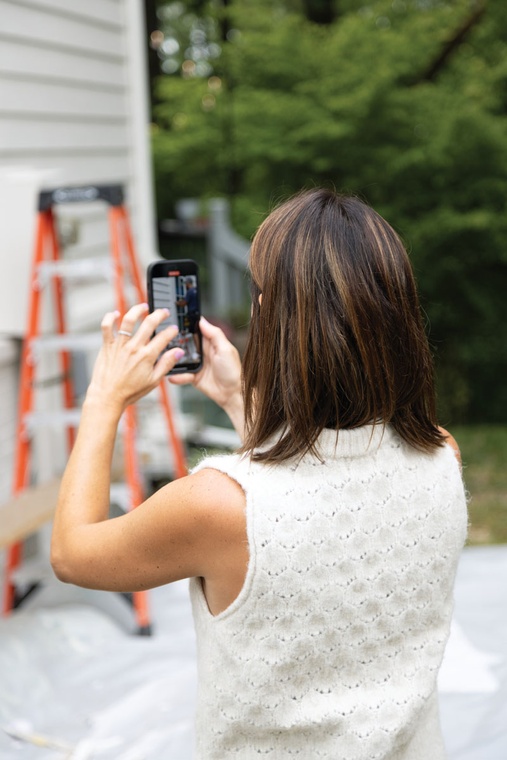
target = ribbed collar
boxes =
[315,423,396,459]
[254,423,397,461]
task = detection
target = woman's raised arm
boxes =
[50,304,247,594]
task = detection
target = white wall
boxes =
[0,0,157,336]
[0,0,158,485]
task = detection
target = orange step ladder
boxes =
[2,183,188,634]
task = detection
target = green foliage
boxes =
[455,425,507,545]
[152,0,507,424]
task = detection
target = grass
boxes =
[188,425,507,546]
[453,425,507,546]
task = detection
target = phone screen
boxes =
[148,260,202,374]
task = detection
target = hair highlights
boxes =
[241,189,444,462]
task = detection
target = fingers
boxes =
[127,306,176,348]
[101,310,121,343]
[118,303,150,337]
[117,304,182,371]
[153,347,185,380]
[117,303,175,343]
[101,303,154,344]
[150,322,180,357]
[101,304,177,347]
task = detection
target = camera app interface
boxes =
[152,271,201,367]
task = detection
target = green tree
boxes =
[150,0,507,424]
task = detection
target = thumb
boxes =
[168,371,198,386]
[199,316,231,347]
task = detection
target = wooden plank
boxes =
[0,479,61,549]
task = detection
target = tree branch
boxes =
[420,0,487,83]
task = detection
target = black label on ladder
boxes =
[39,184,124,211]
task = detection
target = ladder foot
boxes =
[13,582,41,609]
[136,623,153,636]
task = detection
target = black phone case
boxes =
[147,259,202,375]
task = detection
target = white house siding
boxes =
[0,340,19,503]
[0,0,157,488]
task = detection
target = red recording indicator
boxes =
[168,270,180,276]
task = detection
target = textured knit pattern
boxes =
[190,425,468,760]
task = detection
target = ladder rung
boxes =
[24,409,127,432]
[31,332,103,354]
[36,258,114,287]
[25,409,83,429]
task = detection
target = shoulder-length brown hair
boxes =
[240,188,444,463]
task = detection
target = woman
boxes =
[51,189,467,759]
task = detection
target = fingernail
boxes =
[174,349,185,360]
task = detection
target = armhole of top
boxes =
[190,456,258,623]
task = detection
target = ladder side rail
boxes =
[123,406,145,507]
[114,205,188,479]
[118,206,146,302]
[48,207,76,452]
[109,206,129,315]
[132,588,151,635]
[108,205,145,506]
[3,212,49,613]
[109,204,152,633]
[158,382,188,480]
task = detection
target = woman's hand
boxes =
[85,303,183,415]
[169,316,245,437]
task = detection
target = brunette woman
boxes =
[51,189,467,760]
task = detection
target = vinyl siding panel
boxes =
[12,0,124,27]
[0,341,18,504]
[0,35,125,89]
[0,76,128,119]
[0,153,133,185]
[0,0,151,334]
[0,118,130,153]
[1,0,125,58]
[0,0,155,491]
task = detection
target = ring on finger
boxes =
[118,330,133,338]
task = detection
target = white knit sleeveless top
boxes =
[190,424,467,760]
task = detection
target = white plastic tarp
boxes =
[0,545,505,759]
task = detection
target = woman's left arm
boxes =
[50,304,245,591]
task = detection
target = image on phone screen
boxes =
[150,267,201,372]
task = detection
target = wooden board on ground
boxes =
[0,479,61,549]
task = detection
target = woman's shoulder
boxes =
[192,450,249,476]
[190,450,258,495]
[438,427,462,468]
[191,449,286,496]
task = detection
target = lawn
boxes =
[453,425,507,546]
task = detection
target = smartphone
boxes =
[147,259,202,374]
